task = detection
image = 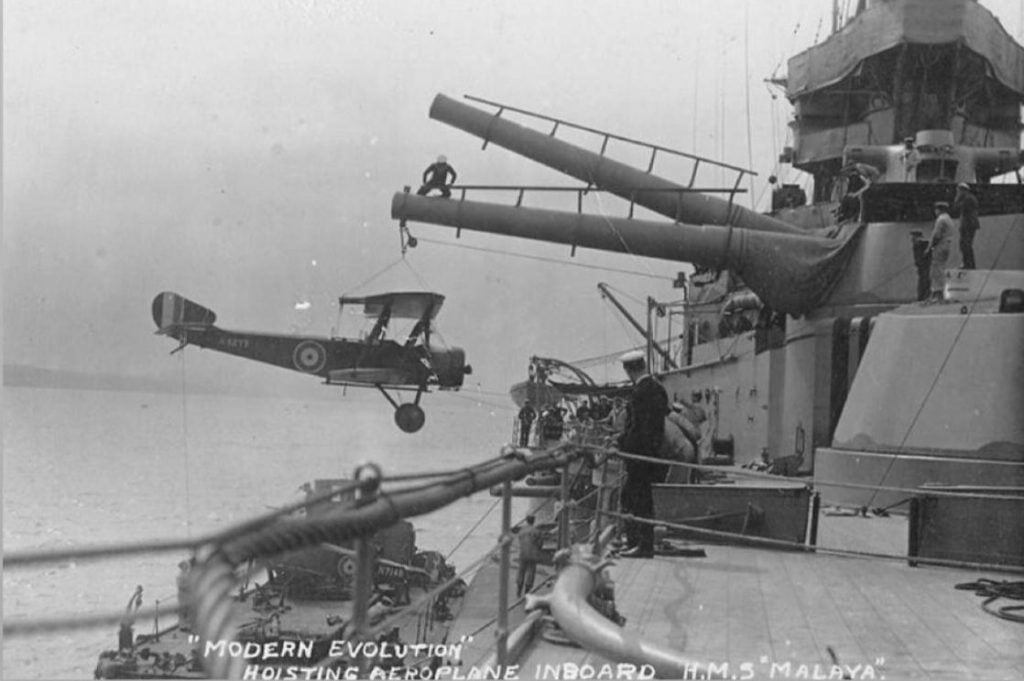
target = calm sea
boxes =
[3,386,523,680]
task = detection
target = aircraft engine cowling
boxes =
[429,346,470,389]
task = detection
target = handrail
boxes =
[191,444,593,679]
[462,94,757,177]
[612,448,1024,501]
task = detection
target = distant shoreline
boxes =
[2,364,325,400]
[2,364,498,406]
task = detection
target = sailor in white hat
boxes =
[926,200,956,301]
[417,154,458,198]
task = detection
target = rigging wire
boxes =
[444,497,502,560]
[340,256,405,298]
[602,282,644,305]
[568,343,646,370]
[589,191,660,281]
[178,351,193,539]
[865,212,1022,508]
[412,236,674,282]
[744,3,757,211]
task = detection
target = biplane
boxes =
[151,291,471,432]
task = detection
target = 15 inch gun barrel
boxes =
[392,192,862,314]
[429,94,805,236]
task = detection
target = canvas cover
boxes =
[787,0,1024,98]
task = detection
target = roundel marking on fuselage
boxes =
[293,340,327,373]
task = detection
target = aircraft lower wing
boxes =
[326,368,420,386]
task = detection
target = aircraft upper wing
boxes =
[339,292,445,319]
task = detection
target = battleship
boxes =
[387,0,1024,678]
[3,1,1023,680]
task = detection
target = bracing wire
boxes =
[865,212,1023,508]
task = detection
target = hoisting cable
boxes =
[340,256,405,298]
[178,362,194,542]
[412,236,675,282]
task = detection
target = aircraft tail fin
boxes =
[152,291,217,335]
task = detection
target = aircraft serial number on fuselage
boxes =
[218,337,251,349]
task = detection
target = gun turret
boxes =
[391,192,862,315]
[429,94,808,235]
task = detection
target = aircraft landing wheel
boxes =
[395,403,426,433]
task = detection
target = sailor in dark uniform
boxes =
[517,399,537,447]
[953,182,980,270]
[616,350,669,558]
[417,155,458,198]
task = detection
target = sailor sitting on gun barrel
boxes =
[417,155,457,198]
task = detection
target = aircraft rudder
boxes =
[151,291,217,333]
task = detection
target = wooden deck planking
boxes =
[763,550,840,665]
[606,544,1024,680]
[649,554,716,657]
[657,555,733,660]
[844,561,962,677]
[449,509,1023,680]
[915,568,1024,656]
[884,565,1024,677]
[725,549,776,662]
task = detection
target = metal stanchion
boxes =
[559,464,571,549]
[496,480,512,667]
[352,464,381,675]
[593,456,609,554]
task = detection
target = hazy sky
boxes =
[5,0,1023,397]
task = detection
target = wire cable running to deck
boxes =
[413,236,675,282]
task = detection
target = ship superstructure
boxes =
[392,0,1024,508]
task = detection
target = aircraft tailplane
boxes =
[152,291,217,335]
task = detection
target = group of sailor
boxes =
[913,182,980,302]
[513,350,706,561]
[837,161,980,302]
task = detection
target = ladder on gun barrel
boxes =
[457,94,756,222]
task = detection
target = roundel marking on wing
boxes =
[293,340,327,373]
[337,556,356,579]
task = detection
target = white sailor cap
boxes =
[619,350,645,367]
